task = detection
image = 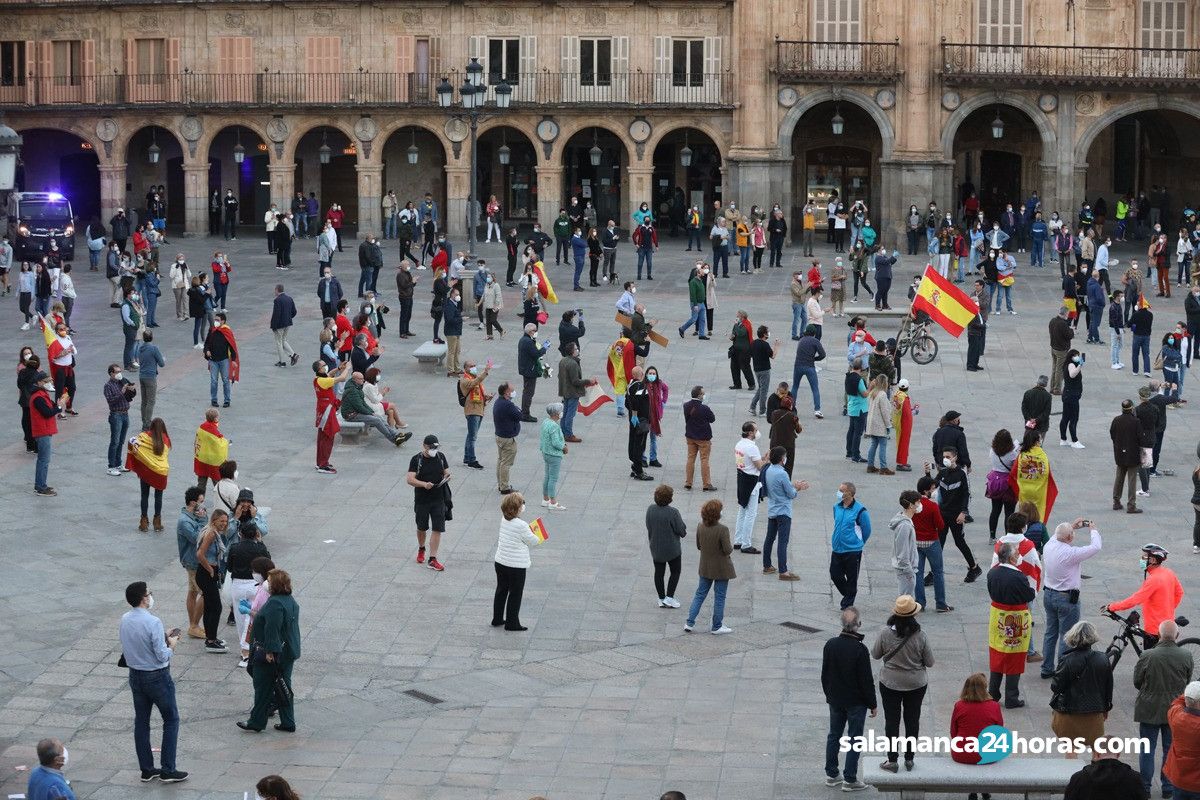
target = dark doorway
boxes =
[800,146,872,232]
[166,157,185,226]
[979,151,1021,222]
[59,152,100,221]
[252,154,270,223]
[321,154,357,233]
[563,128,624,228]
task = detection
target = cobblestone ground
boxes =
[0,229,1194,799]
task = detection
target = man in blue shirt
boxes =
[137,329,165,430]
[492,381,523,495]
[118,581,188,784]
[27,738,73,800]
[762,447,810,581]
[831,481,872,609]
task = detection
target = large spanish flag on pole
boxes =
[531,260,558,305]
[911,265,979,338]
[126,431,171,491]
[193,420,229,481]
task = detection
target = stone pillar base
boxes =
[99,163,127,233]
[356,164,383,240]
[180,164,208,237]
[879,158,954,247]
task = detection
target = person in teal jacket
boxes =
[240,569,301,733]
[860,221,878,250]
[540,403,568,510]
[831,482,872,610]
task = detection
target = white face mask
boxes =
[630,287,636,294]
[753,431,761,440]
[700,394,707,404]
[114,372,123,382]
[233,470,239,480]
[942,458,953,467]
[61,747,68,768]
[253,572,264,585]
[428,447,438,455]
[914,502,924,515]
[519,503,526,516]
[146,594,155,611]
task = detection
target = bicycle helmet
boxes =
[1141,543,1169,562]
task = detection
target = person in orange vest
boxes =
[28,370,65,496]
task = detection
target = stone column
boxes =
[99,163,127,231]
[534,165,562,230]
[627,166,654,227]
[356,163,383,239]
[180,164,209,237]
[1053,93,1076,218]
[444,164,469,239]
[268,162,295,214]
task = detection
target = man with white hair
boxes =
[27,738,73,799]
[820,607,876,792]
[1040,517,1102,678]
[1164,681,1200,799]
[1135,619,1195,798]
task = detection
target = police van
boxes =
[6,191,76,260]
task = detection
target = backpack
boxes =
[456,380,467,407]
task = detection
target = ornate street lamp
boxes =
[233,127,245,164]
[679,131,693,168]
[147,129,161,164]
[318,128,332,165]
[498,130,511,166]
[406,128,419,165]
[831,105,845,136]
[991,108,1005,140]
[589,129,602,167]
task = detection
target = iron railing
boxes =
[775,40,900,82]
[941,41,1200,88]
[0,71,733,109]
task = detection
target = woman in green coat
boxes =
[238,569,301,733]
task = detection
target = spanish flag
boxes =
[578,382,614,416]
[911,265,979,338]
[988,601,1033,674]
[126,431,171,491]
[607,336,636,395]
[193,421,229,481]
[529,517,549,542]
[1008,445,1057,523]
[531,260,558,305]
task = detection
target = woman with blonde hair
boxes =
[1050,620,1112,756]
[864,374,894,475]
[363,367,406,430]
[492,492,546,631]
[194,509,230,653]
[950,672,1003,779]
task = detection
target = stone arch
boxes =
[377,118,453,160]
[556,119,631,162]
[1074,96,1200,166]
[941,93,1056,164]
[13,119,104,161]
[115,120,187,161]
[645,119,728,160]
[474,119,544,165]
[197,119,272,162]
[778,87,895,161]
[281,119,358,163]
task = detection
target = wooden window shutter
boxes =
[612,35,629,102]
[81,39,95,103]
[653,36,670,102]
[560,35,578,102]
[123,37,135,101]
[36,40,51,103]
[429,36,442,81]
[395,35,414,102]
[166,37,181,101]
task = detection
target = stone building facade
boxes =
[3,0,1200,243]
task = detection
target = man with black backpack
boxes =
[406,435,452,572]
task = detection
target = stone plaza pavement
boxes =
[0,228,1195,799]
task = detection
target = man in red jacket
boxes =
[28,370,64,495]
[1164,682,1200,798]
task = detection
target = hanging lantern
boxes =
[318,128,332,165]
[498,130,511,165]
[466,57,484,88]
[831,105,845,136]
[436,77,453,108]
[232,127,245,164]
[991,108,1005,139]
[589,129,602,167]
[494,80,513,109]
[147,129,161,164]
[679,132,693,167]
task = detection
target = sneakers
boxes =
[238,656,249,668]
[711,626,732,635]
[662,596,680,608]
[393,431,413,447]
[427,557,444,571]
[204,640,227,653]
[547,501,567,510]
[159,771,189,784]
[34,487,57,496]
[842,780,869,792]
[825,776,843,788]
[815,410,824,419]
[140,769,161,782]
[1071,441,1086,449]
[1059,439,1070,447]
[965,565,983,583]
[540,499,550,507]
[683,623,694,632]
[316,464,337,474]
[1112,363,1124,370]
[416,547,426,564]
[106,467,121,476]
[1137,489,1151,497]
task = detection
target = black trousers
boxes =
[629,426,649,474]
[653,556,682,599]
[589,254,600,284]
[398,238,415,265]
[966,332,983,368]
[53,366,75,411]
[507,254,518,284]
[194,566,223,641]
[988,671,1021,705]
[555,237,569,264]
[875,276,892,309]
[989,497,1016,538]
[880,684,926,763]
[521,376,537,416]
[21,404,34,450]
[829,550,862,609]
[398,297,413,335]
[485,308,504,337]
[493,562,527,628]
[938,519,977,570]
[729,350,754,389]
[1059,392,1081,442]
[853,271,873,298]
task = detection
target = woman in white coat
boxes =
[492,492,545,632]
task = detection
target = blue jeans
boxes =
[123,325,137,367]
[866,435,889,468]
[993,284,1013,312]
[750,371,771,414]
[296,212,308,237]
[1111,328,1124,365]
[1132,334,1151,373]
[686,576,728,630]
[108,412,129,469]
[1031,239,1045,267]
[636,249,653,279]
[34,434,51,490]
[764,515,791,573]
[791,365,821,412]
[145,292,158,326]
[915,541,948,609]
[464,414,482,463]
[956,256,966,283]
[1140,722,1174,796]
[740,247,751,271]
[647,431,659,462]
[573,254,584,288]
[1087,305,1103,341]
[560,397,578,438]
[384,214,397,239]
[1040,587,1082,676]
[826,705,867,783]
[680,303,707,337]
[214,280,228,310]
[129,668,179,773]
[543,453,561,498]
[209,358,231,404]
[792,302,807,338]
[845,413,866,459]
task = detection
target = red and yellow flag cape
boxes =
[126,431,171,491]
[193,421,228,481]
[607,337,635,395]
[531,260,558,305]
[1008,445,1057,523]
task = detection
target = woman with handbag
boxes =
[239,569,301,733]
[986,429,1019,540]
[872,595,935,773]
[1049,620,1113,756]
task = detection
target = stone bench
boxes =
[864,757,1083,799]
[338,419,369,442]
[412,341,448,368]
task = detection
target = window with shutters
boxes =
[0,42,24,86]
[977,0,1023,71]
[580,39,611,87]
[1140,0,1187,76]
[216,36,252,102]
[812,0,862,68]
[305,36,342,102]
[672,39,704,87]
[135,38,166,84]
[488,38,520,84]
[52,41,82,86]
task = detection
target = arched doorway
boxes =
[652,128,721,237]
[15,128,100,222]
[125,125,184,228]
[1081,108,1200,239]
[789,101,883,234]
[294,125,356,233]
[950,105,1045,224]
[562,126,626,227]
[207,126,270,226]
[381,125,446,225]
[476,125,537,226]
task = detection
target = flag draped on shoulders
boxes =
[607,337,635,395]
[988,601,1033,674]
[215,326,240,382]
[911,265,979,337]
[126,431,171,490]
[532,260,558,305]
[193,421,228,480]
[1008,445,1057,523]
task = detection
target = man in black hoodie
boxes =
[821,607,876,791]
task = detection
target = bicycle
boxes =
[894,313,939,365]
[1102,608,1199,670]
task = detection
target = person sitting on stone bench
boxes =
[340,370,411,447]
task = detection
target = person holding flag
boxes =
[127,417,171,533]
[492,492,547,632]
[891,378,916,471]
[608,332,637,417]
[38,313,77,417]
[910,263,981,338]
[193,408,229,493]
[203,312,239,408]
[529,256,558,306]
[987,540,1038,708]
[1009,427,1058,525]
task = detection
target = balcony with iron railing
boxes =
[0,71,733,110]
[775,39,901,83]
[941,41,1200,89]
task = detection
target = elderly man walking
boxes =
[270,284,299,367]
[821,607,876,793]
[1135,619,1195,798]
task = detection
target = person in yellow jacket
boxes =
[736,220,751,274]
[686,206,702,252]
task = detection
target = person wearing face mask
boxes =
[211,251,232,311]
[1105,543,1184,646]
[990,511,1044,665]
[28,737,74,800]
[1059,349,1085,448]
[104,363,136,476]
[203,312,238,408]
[312,359,352,473]
[176,486,209,640]
[119,283,142,371]
[927,446,982,582]
[642,364,669,467]
[118,580,188,783]
[458,360,492,469]
[762,446,809,582]
[168,255,190,321]
[406,434,452,571]
[227,520,271,668]
[395,260,417,338]
[732,421,766,553]
[888,491,921,596]
[28,369,63,495]
[913,475,953,612]
[625,367,653,481]
[357,232,383,297]
[317,265,344,321]
[239,569,301,733]
[518,323,547,422]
